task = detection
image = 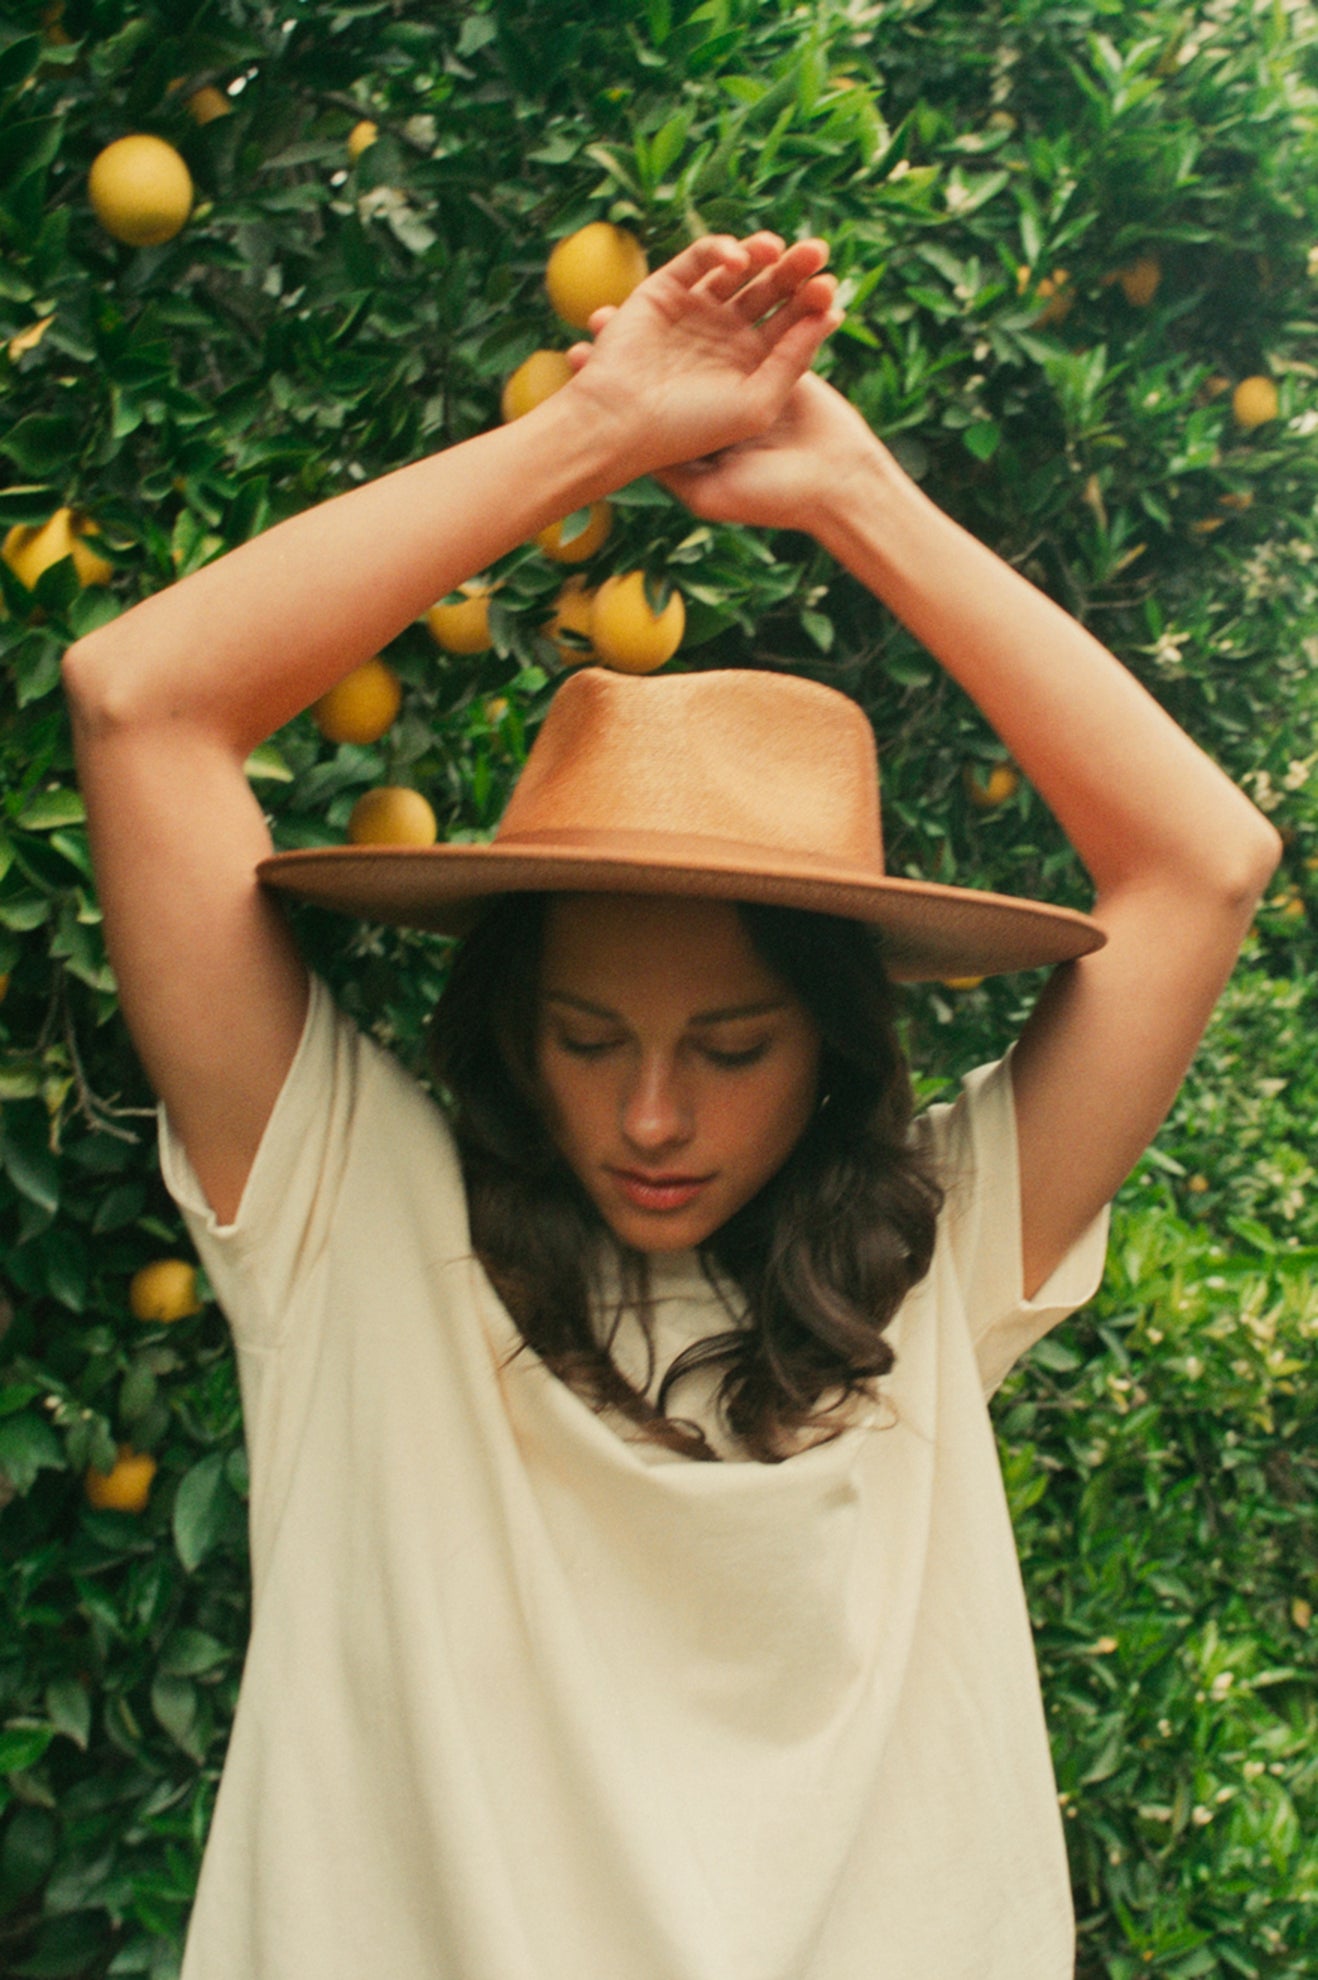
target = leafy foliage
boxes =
[1,0,1316,1973]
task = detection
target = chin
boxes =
[598,1200,726,1255]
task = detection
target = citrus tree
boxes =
[1,1,1316,1974]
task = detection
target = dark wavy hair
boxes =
[427,891,944,1464]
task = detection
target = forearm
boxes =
[63,385,622,752]
[816,450,1282,901]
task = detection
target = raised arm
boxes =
[652,375,1283,1297]
[63,234,840,1224]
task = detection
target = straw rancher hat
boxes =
[258,666,1105,982]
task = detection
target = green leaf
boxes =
[1,1137,59,1217]
[172,1453,231,1573]
[0,1725,54,1774]
[0,1412,63,1493]
[963,421,1002,462]
[0,117,61,194]
[16,789,85,832]
[649,110,690,181]
[801,609,835,651]
[0,413,83,479]
[0,1064,42,1101]
[150,1672,199,1755]
[157,1628,229,1678]
[44,1679,91,1753]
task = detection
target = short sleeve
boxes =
[913,1045,1111,1397]
[157,973,362,1352]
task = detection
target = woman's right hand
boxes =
[651,373,885,534]
[563,233,843,480]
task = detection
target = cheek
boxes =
[730,1053,819,1169]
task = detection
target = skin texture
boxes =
[535,895,821,1254]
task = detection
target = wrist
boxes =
[812,435,938,582]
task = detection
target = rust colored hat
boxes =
[258,666,1105,982]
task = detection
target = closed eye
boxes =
[701,1042,769,1069]
[553,1035,769,1067]
[555,1033,622,1058]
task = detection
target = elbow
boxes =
[62,632,143,739]
[1233,816,1285,903]
[1203,815,1284,924]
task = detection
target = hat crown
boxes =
[497,667,885,870]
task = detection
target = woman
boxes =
[63,232,1279,1978]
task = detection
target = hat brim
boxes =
[257,840,1105,982]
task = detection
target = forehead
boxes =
[539,894,789,1009]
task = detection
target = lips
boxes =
[607,1168,714,1213]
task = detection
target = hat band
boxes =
[492,824,887,883]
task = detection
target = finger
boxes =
[749,303,845,404]
[565,341,593,372]
[725,238,832,320]
[586,304,619,335]
[752,273,840,350]
[698,231,786,302]
[660,234,752,293]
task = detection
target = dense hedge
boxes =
[1,1,1315,1974]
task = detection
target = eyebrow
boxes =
[545,993,789,1025]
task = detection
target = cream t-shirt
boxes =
[160,972,1110,1980]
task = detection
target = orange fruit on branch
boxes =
[3,508,112,590]
[546,222,648,331]
[85,1445,157,1514]
[590,572,685,673]
[88,135,193,246]
[312,659,403,744]
[347,787,437,846]
[129,1259,202,1323]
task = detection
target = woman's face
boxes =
[535,894,822,1253]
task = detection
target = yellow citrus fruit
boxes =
[85,1445,158,1514]
[311,659,403,745]
[1018,265,1073,326]
[590,572,685,674]
[1218,490,1254,512]
[186,86,231,125]
[1187,1174,1209,1194]
[544,576,598,665]
[964,762,1020,810]
[1232,376,1279,429]
[425,582,494,655]
[347,787,437,846]
[1117,255,1161,307]
[88,135,193,248]
[940,976,984,991]
[347,120,378,160]
[3,508,112,591]
[484,695,509,723]
[536,500,612,564]
[129,1259,202,1324]
[502,350,574,422]
[546,222,648,331]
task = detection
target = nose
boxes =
[621,1052,692,1157]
